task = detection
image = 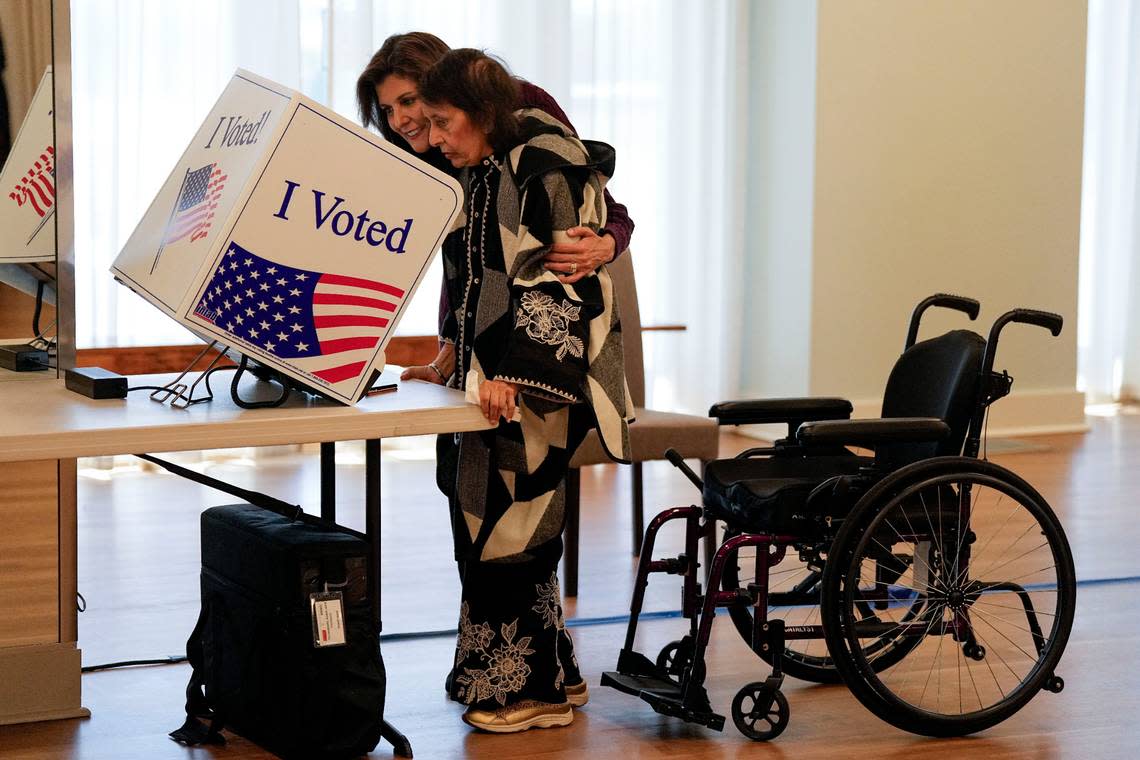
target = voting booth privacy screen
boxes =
[1,68,56,264]
[112,70,462,404]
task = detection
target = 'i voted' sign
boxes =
[0,68,56,264]
[112,70,462,404]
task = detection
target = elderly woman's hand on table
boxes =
[479,378,519,424]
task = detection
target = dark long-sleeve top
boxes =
[517,80,634,254]
[0,26,11,163]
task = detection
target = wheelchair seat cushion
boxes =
[703,454,871,534]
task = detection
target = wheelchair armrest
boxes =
[708,397,853,427]
[796,417,950,448]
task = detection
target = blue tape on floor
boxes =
[378,609,683,643]
[564,609,684,628]
[377,573,1140,643]
[1070,574,1140,588]
[81,572,1140,670]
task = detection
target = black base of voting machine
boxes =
[0,343,49,372]
[64,367,128,398]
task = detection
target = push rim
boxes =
[832,469,1074,733]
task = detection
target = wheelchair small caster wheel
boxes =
[1044,675,1065,693]
[731,682,789,741]
[962,643,986,661]
[656,639,692,677]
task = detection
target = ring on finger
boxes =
[568,263,577,275]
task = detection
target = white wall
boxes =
[796,0,1088,432]
[739,0,818,399]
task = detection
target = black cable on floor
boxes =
[82,655,187,673]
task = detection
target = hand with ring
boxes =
[543,226,616,283]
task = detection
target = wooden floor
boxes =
[1,412,1137,759]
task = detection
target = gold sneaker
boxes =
[462,700,573,733]
[565,679,589,707]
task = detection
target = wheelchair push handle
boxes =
[665,448,704,490]
[981,308,1064,378]
[905,293,981,349]
[1002,308,1063,337]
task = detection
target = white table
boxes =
[0,369,490,756]
[0,369,487,461]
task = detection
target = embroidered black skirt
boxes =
[448,536,582,708]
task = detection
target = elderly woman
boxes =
[416,49,631,733]
[355,32,634,348]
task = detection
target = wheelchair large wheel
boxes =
[821,458,1075,737]
[722,529,925,684]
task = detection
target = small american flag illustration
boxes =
[194,241,405,386]
[6,146,55,218]
[164,163,227,246]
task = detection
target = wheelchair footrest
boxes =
[600,669,680,699]
[601,649,726,732]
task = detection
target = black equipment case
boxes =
[171,503,386,759]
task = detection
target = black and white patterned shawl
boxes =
[440,109,633,562]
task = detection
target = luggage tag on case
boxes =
[310,591,347,648]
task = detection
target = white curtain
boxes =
[71,0,748,413]
[72,0,304,347]
[1079,0,1140,403]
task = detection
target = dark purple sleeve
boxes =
[518,80,635,255]
[599,189,633,255]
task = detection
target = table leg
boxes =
[320,442,336,522]
[381,721,414,758]
[365,438,413,757]
[365,439,381,630]
[564,469,580,597]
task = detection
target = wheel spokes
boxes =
[839,471,1070,720]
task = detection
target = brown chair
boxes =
[563,251,720,596]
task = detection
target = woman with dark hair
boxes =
[416,48,631,733]
[355,32,634,369]
[355,32,451,166]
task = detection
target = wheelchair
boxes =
[601,294,1075,741]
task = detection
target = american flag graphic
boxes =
[6,146,55,218]
[164,163,227,246]
[193,241,405,386]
